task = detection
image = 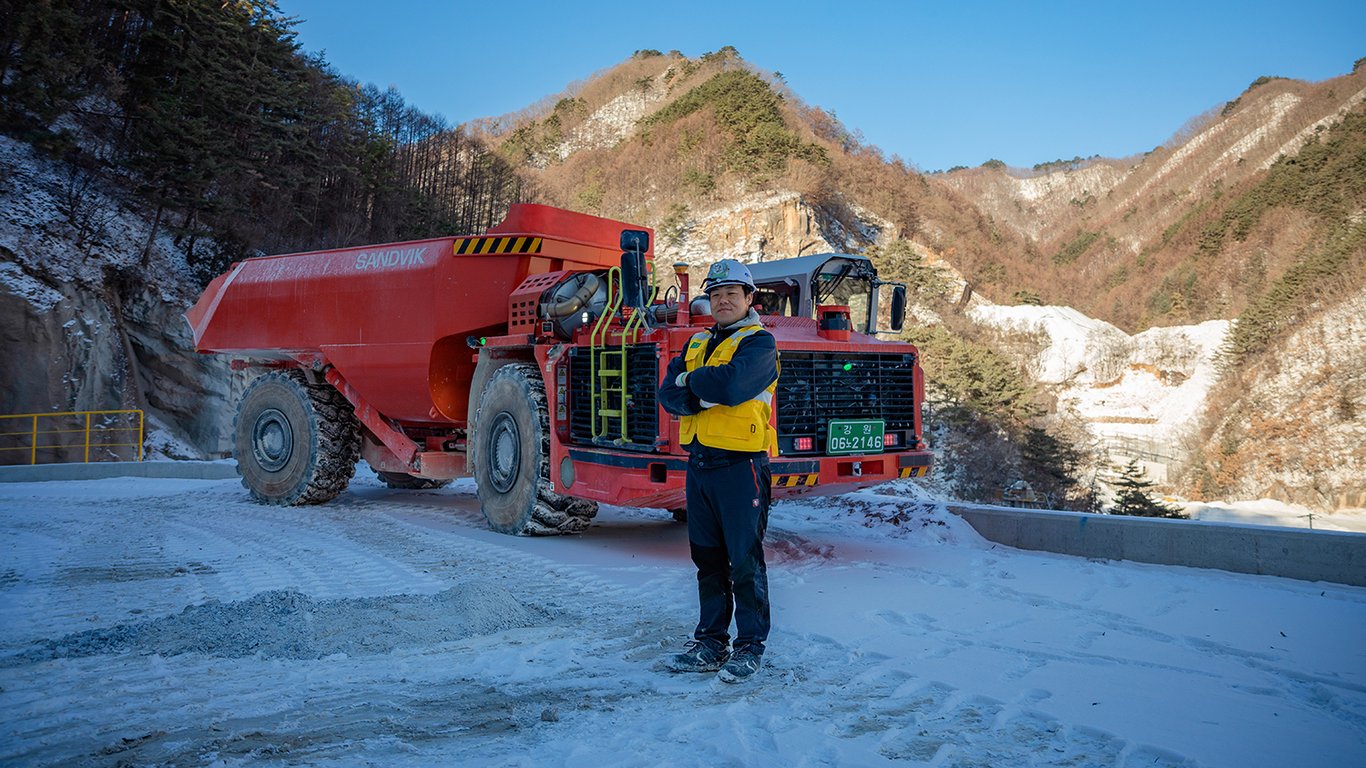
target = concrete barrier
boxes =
[947,503,1366,587]
[0,461,239,483]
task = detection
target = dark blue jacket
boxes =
[658,310,778,468]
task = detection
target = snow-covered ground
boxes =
[967,305,1229,455]
[2,475,1364,767]
[1184,498,1366,533]
[966,304,1244,497]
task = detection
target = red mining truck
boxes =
[187,204,932,535]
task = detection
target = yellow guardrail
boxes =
[0,409,144,465]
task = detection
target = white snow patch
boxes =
[143,417,207,461]
[971,304,1232,471]
[0,260,63,311]
[1062,319,1231,438]
[1184,498,1366,533]
[967,304,1131,384]
[0,476,1362,767]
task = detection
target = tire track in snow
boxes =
[152,492,449,600]
[967,563,1366,734]
[2,479,1223,767]
[308,492,1197,766]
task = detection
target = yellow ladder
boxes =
[587,262,658,444]
[589,268,624,442]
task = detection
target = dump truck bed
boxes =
[186,205,645,424]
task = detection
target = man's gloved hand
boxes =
[675,371,689,388]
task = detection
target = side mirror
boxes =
[621,250,646,308]
[620,229,650,253]
[890,285,907,332]
[619,229,651,310]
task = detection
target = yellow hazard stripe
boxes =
[772,473,819,487]
[899,467,929,478]
[453,236,544,256]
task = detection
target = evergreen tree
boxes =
[2,0,527,279]
[1019,426,1081,508]
[866,240,949,299]
[904,325,1039,426]
[1110,459,1185,518]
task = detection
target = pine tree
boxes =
[1110,459,1185,518]
[1020,426,1081,508]
[3,0,527,277]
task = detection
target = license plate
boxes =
[826,419,885,455]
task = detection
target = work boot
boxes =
[666,640,729,673]
[718,644,762,683]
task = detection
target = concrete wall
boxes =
[0,461,238,483]
[3,463,1362,587]
[947,504,1366,588]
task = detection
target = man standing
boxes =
[657,258,779,683]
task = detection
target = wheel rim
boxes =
[488,412,520,494]
[252,408,293,472]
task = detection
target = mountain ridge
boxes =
[486,50,1364,511]
[1,19,1360,512]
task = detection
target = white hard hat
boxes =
[701,259,756,293]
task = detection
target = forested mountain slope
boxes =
[2,6,1360,511]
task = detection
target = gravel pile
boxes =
[9,583,547,662]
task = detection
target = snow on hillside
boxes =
[2,475,1364,767]
[0,134,194,296]
[1185,498,1366,533]
[967,305,1132,385]
[554,82,668,161]
[968,304,1230,471]
[1061,320,1230,445]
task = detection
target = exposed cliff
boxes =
[1193,289,1366,511]
[936,67,1366,331]
[0,135,236,459]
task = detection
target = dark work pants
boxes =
[685,455,771,655]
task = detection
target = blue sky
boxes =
[279,0,1364,172]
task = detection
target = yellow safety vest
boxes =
[679,325,779,455]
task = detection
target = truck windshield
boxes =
[814,262,873,332]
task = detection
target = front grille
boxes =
[567,343,660,450]
[777,351,918,447]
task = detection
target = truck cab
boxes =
[700,253,907,336]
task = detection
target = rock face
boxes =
[968,293,1366,513]
[658,191,890,277]
[0,263,127,415]
[939,71,1366,256]
[122,282,240,456]
[0,136,236,460]
[940,163,1130,242]
[553,76,671,161]
[969,302,1231,485]
[1203,289,1366,512]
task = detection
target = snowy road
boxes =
[2,475,1364,767]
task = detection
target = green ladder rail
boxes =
[589,268,624,442]
[587,261,659,444]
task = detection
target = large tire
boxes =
[470,363,598,535]
[234,370,360,505]
[377,470,452,490]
